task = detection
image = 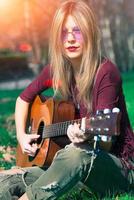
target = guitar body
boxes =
[16,96,75,167]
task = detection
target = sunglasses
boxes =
[61,26,82,41]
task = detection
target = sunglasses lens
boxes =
[62,27,82,41]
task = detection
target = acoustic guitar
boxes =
[16,95,121,167]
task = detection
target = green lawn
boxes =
[122,71,134,128]
[0,71,134,199]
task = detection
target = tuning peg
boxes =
[100,109,111,142]
[96,128,101,132]
[112,107,120,113]
[101,135,112,142]
[103,108,111,119]
[103,108,111,114]
[96,110,104,115]
[94,135,101,141]
[90,117,95,121]
[97,115,103,120]
[104,128,109,132]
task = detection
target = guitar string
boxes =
[30,119,82,137]
[27,114,113,137]
[12,119,83,135]
[29,117,111,138]
[29,114,111,133]
[14,114,114,136]
[28,113,112,134]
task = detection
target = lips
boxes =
[66,46,79,52]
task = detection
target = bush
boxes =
[0,54,33,81]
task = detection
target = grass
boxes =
[0,71,134,199]
[121,71,134,128]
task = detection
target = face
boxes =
[61,15,84,61]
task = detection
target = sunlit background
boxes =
[0,0,134,82]
[0,0,59,49]
[0,0,61,81]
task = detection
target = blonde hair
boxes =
[49,0,101,111]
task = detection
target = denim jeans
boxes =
[0,143,133,200]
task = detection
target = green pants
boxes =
[0,143,133,200]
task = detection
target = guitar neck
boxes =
[41,112,120,138]
[42,119,81,139]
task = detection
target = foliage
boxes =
[0,54,33,82]
[0,48,27,58]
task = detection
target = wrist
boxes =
[16,131,26,141]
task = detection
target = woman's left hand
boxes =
[67,118,88,143]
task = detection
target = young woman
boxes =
[0,0,133,199]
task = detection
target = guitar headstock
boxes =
[86,110,121,136]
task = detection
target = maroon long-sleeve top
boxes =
[20,59,134,169]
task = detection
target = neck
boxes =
[71,57,82,77]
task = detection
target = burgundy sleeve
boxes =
[20,65,53,102]
[96,63,122,111]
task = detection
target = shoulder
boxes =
[40,64,52,75]
[99,58,121,76]
[96,58,122,83]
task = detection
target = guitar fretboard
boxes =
[42,119,81,138]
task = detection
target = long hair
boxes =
[49,0,101,111]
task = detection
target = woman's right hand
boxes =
[17,133,40,157]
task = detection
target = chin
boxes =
[66,52,82,60]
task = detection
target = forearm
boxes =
[15,96,30,140]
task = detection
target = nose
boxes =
[67,32,76,43]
